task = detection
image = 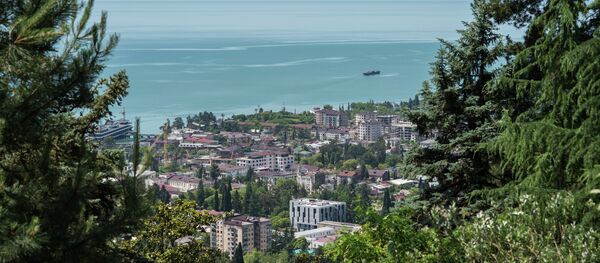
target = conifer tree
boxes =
[196,180,205,208]
[382,189,392,215]
[221,181,232,211]
[232,243,245,263]
[407,0,507,200]
[214,190,220,211]
[232,190,242,212]
[0,1,147,260]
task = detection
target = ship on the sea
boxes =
[91,110,133,140]
[363,70,381,76]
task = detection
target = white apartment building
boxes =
[236,151,294,171]
[354,112,376,124]
[290,198,347,231]
[391,120,418,141]
[211,215,272,258]
[314,108,345,128]
[358,120,383,142]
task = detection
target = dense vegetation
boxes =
[324,0,600,262]
[2,0,600,262]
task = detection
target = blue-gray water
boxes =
[97,0,473,132]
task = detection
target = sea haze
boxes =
[96,0,472,132]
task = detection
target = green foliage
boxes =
[232,243,244,263]
[0,0,150,261]
[119,200,226,262]
[457,191,600,262]
[324,209,459,262]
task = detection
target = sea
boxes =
[96,0,474,133]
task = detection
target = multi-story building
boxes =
[236,151,294,171]
[376,115,399,126]
[354,112,376,125]
[289,198,347,231]
[293,164,323,193]
[357,120,383,142]
[211,215,272,257]
[314,108,346,128]
[391,120,418,141]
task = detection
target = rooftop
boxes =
[291,198,346,207]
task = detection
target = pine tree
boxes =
[0,1,148,259]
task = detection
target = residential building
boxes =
[289,198,347,231]
[293,164,323,193]
[357,120,383,142]
[236,150,294,171]
[314,108,347,128]
[336,170,358,185]
[391,120,418,142]
[218,164,249,177]
[354,112,376,125]
[368,169,390,182]
[211,215,272,257]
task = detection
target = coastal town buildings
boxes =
[289,198,347,231]
[211,215,272,257]
[314,108,347,128]
[357,120,383,142]
[235,150,294,171]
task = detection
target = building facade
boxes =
[289,198,347,231]
[236,151,294,171]
[314,108,346,128]
[357,120,383,142]
[391,120,418,142]
[211,215,272,257]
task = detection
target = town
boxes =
[93,100,438,257]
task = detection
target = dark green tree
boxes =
[407,0,507,201]
[232,190,242,212]
[245,166,255,182]
[382,189,392,215]
[172,117,184,129]
[221,181,232,212]
[209,164,220,180]
[232,243,244,263]
[196,180,206,208]
[213,190,220,211]
[0,1,151,260]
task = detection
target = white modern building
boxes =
[289,198,347,231]
[236,151,294,171]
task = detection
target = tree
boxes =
[119,200,226,262]
[359,164,369,181]
[196,166,205,179]
[160,185,172,203]
[172,117,185,129]
[213,190,220,211]
[406,0,507,201]
[232,243,245,263]
[221,181,232,212]
[382,189,392,215]
[246,166,255,182]
[196,180,206,208]
[210,164,220,180]
[0,0,151,260]
[244,183,259,216]
[232,190,242,213]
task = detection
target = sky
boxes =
[95,0,475,41]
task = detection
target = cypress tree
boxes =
[382,189,392,215]
[232,243,244,263]
[196,180,205,208]
[221,181,232,211]
[214,190,220,211]
[232,190,242,213]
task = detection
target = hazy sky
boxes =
[95,0,474,41]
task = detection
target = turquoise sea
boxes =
[97,0,473,132]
